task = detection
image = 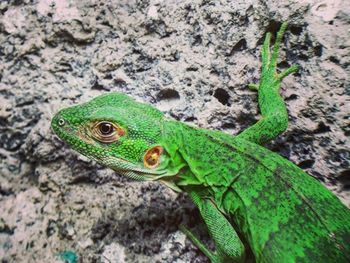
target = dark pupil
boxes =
[100,123,113,135]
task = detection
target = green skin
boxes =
[52,23,350,263]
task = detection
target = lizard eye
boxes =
[99,122,113,135]
[92,121,125,143]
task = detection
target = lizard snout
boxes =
[58,118,65,127]
[51,112,69,137]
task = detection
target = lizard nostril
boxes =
[58,118,65,127]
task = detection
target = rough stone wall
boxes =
[0,0,349,262]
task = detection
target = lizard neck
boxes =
[160,120,190,183]
[162,120,245,211]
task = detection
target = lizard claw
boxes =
[277,64,299,82]
[260,22,298,89]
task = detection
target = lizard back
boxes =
[172,122,350,263]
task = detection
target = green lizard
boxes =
[51,23,350,263]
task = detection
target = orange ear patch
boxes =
[144,146,163,169]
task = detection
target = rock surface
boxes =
[0,0,349,262]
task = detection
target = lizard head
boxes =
[51,92,183,191]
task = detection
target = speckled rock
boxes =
[0,0,349,262]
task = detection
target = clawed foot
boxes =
[248,22,299,91]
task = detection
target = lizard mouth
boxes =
[98,155,167,176]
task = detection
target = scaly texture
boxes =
[52,23,350,263]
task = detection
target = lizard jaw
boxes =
[100,156,166,176]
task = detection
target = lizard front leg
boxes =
[182,190,245,263]
[237,22,298,145]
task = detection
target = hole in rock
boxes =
[213,88,230,106]
[157,89,180,101]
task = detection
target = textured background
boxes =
[0,0,349,262]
